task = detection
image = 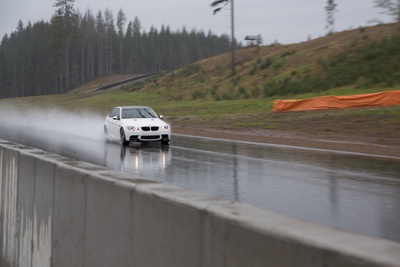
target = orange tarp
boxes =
[272,90,400,112]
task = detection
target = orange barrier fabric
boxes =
[272,90,400,112]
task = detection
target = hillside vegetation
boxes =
[136,23,400,101]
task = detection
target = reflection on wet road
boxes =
[1,123,400,243]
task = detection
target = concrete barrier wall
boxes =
[1,139,400,267]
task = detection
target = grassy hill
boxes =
[137,23,400,102]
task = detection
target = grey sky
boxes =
[0,0,393,45]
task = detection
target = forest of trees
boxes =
[0,5,233,98]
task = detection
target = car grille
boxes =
[142,126,159,131]
[141,135,160,140]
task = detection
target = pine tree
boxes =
[53,0,78,91]
[132,17,142,73]
[374,0,400,22]
[104,8,116,74]
[325,0,338,34]
[117,9,127,73]
[96,11,105,76]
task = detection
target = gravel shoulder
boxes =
[169,107,400,158]
[173,126,400,158]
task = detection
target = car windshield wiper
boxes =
[143,109,156,118]
[137,110,146,118]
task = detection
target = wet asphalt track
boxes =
[1,122,400,243]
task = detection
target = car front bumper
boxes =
[127,132,171,142]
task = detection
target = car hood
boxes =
[121,118,167,127]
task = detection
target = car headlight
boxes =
[161,125,169,130]
[126,126,138,131]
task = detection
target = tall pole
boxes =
[231,0,236,75]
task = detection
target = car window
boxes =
[121,108,157,119]
[122,109,140,118]
[109,108,119,118]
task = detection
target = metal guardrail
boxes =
[90,72,163,92]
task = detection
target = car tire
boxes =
[104,126,110,142]
[120,128,129,146]
[161,140,170,145]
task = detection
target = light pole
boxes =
[230,0,236,75]
[211,0,236,75]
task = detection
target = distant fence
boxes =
[273,90,400,112]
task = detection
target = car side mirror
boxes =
[159,115,164,120]
[112,116,120,120]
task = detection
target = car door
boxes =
[106,108,121,138]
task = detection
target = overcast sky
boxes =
[0,0,394,45]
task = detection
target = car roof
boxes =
[118,106,151,109]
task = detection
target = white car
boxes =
[104,106,171,145]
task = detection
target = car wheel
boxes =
[161,140,170,145]
[120,128,129,146]
[104,126,110,142]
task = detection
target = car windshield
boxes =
[121,108,157,119]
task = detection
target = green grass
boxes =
[2,81,399,141]
[3,85,398,118]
